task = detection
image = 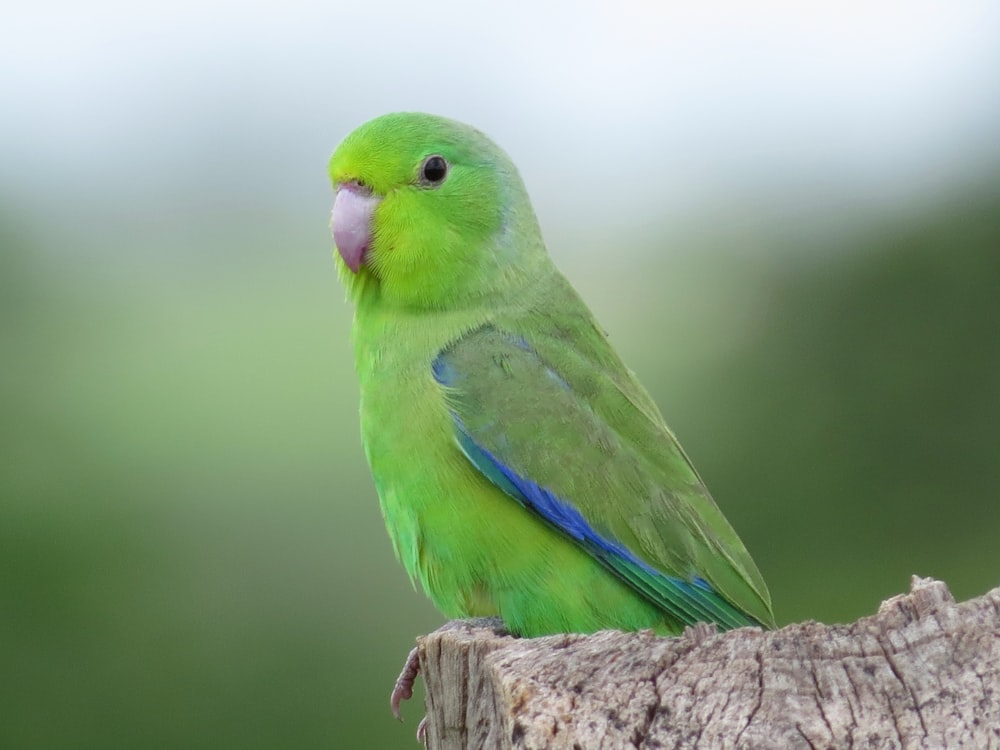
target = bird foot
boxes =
[390,646,420,722]
[390,619,509,743]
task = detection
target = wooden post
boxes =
[416,577,1000,749]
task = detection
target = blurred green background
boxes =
[3,2,1000,748]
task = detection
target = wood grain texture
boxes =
[416,577,1000,749]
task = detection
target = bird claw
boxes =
[416,716,428,744]
[390,646,421,722]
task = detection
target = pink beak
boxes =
[332,183,380,273]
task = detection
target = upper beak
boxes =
[332,183,381,273]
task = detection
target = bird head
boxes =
[329,112,546,309]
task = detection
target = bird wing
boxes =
[432,322,774,630]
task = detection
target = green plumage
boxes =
[330,112,774,636]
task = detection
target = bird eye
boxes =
[419,155,449,185]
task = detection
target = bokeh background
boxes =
[3,2,1000,747]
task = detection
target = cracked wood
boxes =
[416,577,1000,749]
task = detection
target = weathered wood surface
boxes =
[416,577,1000,749]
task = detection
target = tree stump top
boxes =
[417,577,1000,749]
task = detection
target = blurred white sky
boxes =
[2,0,999,256]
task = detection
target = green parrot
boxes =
[329,112,773,647]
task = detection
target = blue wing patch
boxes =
[433,341,761,631]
